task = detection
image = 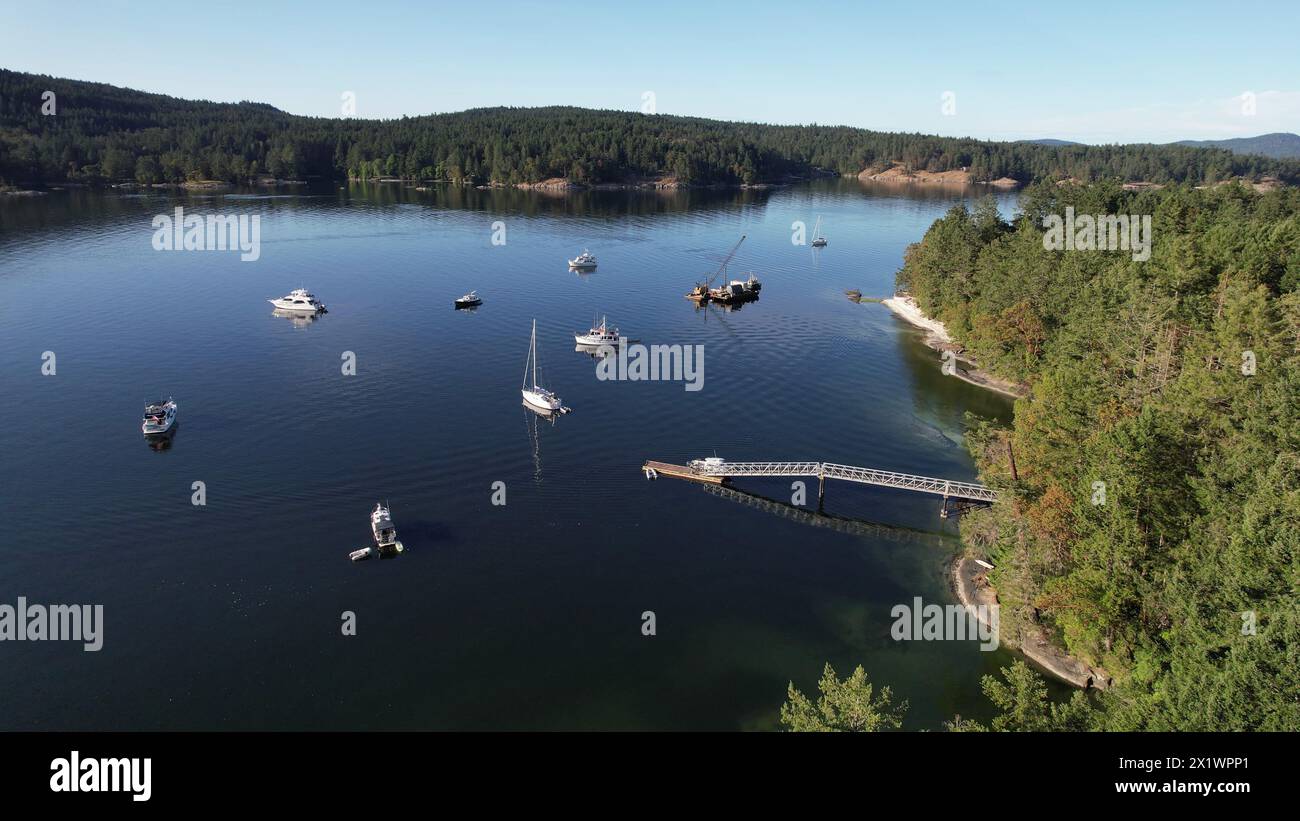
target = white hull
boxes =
[268,299,322,312]
[522,388,561,412]
[142,402,177,435]
[574,334,620,346]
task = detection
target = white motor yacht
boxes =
[568,249,597,270]
[369,503,405,555]
[268,288,327,313]
[141,398,177,435]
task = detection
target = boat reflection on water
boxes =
[272,308,323,327]
[522,401,564,482]
[144,425,178,452]
[696,295,756,313]
[522,400,564,424]
[574,341,616,360]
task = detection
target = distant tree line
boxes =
[3,69,1298,188]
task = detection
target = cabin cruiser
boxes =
[371,503,403,550]
[268,288,327,313]
[688,456,726,473]
[574,316,622,347]
[351,503,405,561]
[141,398,177,435]
[568,249,597,270]
[454,290,482,308]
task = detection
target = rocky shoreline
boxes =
[859,163,1020,188]
[881,296,1027,398]
[950,555,1111,690]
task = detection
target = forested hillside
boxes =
[898,182,1300,729]
[4,68,1299,187]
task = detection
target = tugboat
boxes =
[268,288,328,313]
[141,398,178,435]
[574,316,622,347]
[568,250,597,270]
[454,290,482,309]
[350,502,405,561]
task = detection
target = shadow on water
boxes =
[697,482,948,550]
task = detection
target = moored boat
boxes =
[568,249,597,270]
[268,288,327,313]
[141,398,177,435]
[522,319,569,414]
[574,316,622,347]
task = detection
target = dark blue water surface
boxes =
[0,179,1021,730]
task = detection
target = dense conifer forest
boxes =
[898,182,1300,730]
[4,68,1299,188]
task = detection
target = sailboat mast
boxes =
[523,320,534,389]
[531,319,539,389]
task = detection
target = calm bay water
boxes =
[0,179,1023,730]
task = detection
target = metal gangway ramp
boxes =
[642,458,999,515]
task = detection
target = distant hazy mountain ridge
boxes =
[1174,132,1300,159]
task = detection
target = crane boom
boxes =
[705,234,746,286]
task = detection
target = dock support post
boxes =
[817,471,826,512]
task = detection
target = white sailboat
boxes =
[811,216,827,247]
[521,319,567,413]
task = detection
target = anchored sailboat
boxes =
[522,319,570,414]
[811,215,827,247]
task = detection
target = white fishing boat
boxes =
[568,249,597,270]
[811,215,827,247]
[370,503,404,549]
[522,319,568,413]
[141,398,177,435]
[574,316,622,346]
[351,502,404,560]
[268,288,327,313]
[454,290,482,308]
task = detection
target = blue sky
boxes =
[2,0,1296,142]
